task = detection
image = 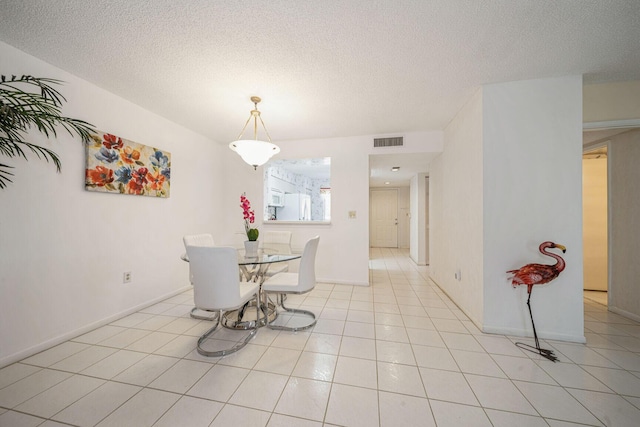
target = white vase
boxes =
[244,240,259,257]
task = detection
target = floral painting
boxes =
[85,132,171,198]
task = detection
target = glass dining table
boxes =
[181,249,300,329]
[233,250,301,329]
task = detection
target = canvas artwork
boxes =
[85,131,171,198]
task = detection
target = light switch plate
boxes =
[348,211,356,219]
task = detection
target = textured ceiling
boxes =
[369,152,440,187]
[2,0,639,146]
[2,1,640,187]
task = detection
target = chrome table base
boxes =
[221,299,277,329]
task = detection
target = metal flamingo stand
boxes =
[515,291,558,362]
[508,241,567,363]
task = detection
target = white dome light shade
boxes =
[229,96,280,170]
[229,139,280,169]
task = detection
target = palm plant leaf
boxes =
[0,75,96,188]
[0,163,14,189]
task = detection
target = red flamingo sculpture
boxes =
[507,241,566,362]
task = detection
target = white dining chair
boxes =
[261,230,292,277]
[185,244,260,357]
[183,233,216,280]
[261,230,292,248]
[261,236,319,331]
[183,233,218,320]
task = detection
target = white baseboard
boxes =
[427,274,586,344]
[0,286,191,369]
[428,274,483,332]
[482,325,586,344]
[317,278,370,287]
[608,305,640,323]
[410,254,427,266]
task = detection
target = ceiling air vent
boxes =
[373,137,403,147]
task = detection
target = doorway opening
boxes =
[582,126,640,314]
[583,145,608,306]
[368,153,436,261]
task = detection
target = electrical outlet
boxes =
[123,272,132,283]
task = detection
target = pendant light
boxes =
[229,96,280,169]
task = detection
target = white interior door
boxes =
[370,189,398,248]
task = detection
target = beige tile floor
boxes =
[1,248,640,426]
[584,291,608,307]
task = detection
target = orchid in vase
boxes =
[240,193,259,241]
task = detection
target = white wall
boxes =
[429,89,484,327]
[218,132,443,286]
[409,173,428,265]
[609,129,640,321]
[430,76,584,342]
[583,80,640,123]
[483,76,584,342]
[0,42,222,366]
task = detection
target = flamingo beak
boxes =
[555,244,567,253]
